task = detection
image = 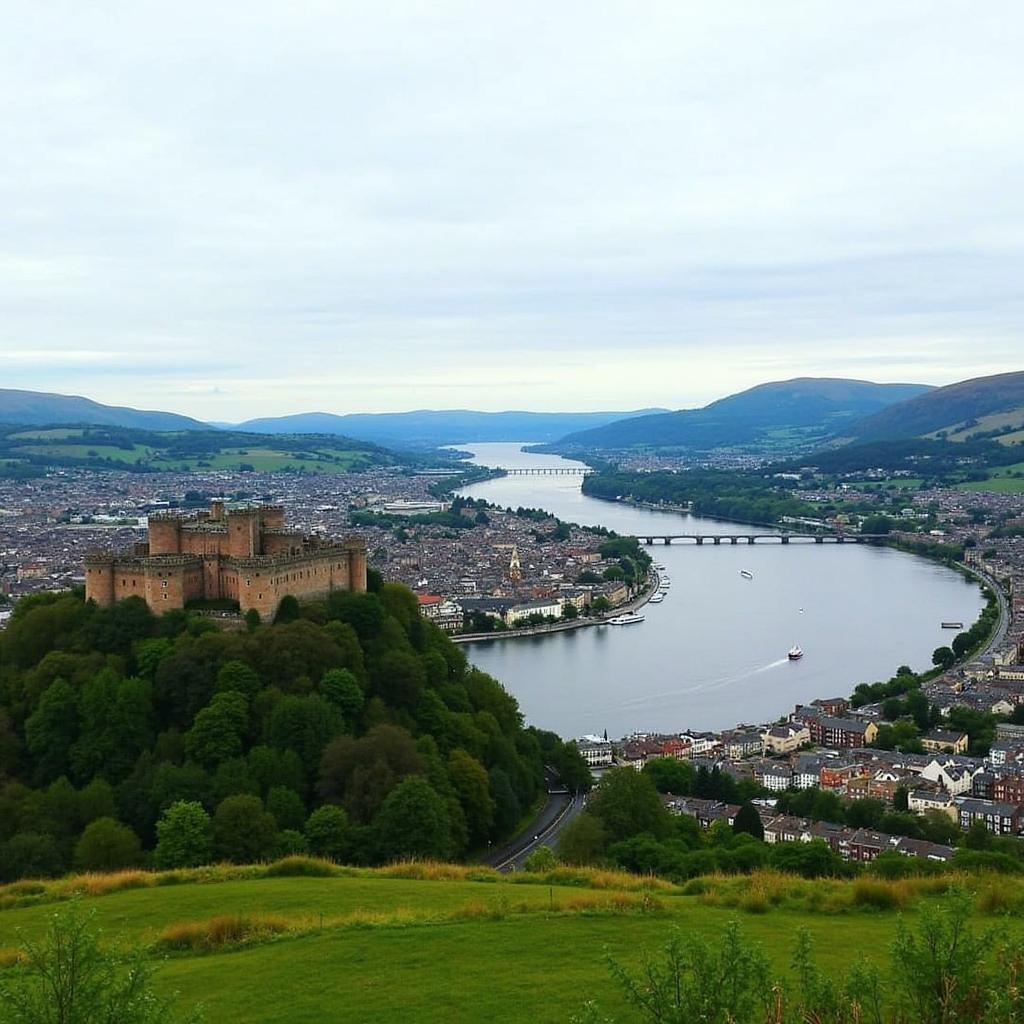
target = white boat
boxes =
[788,644,803,661]
[648,593,664,604]
[654,563,666,571]
[607,612,645,625]
[739,569,753,580]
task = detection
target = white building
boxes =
[576,735,613,767]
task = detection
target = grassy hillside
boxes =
[0,863,1019,1024]
[0,388,209,431]
[554,378,929,453]
[0,425,424,475]
[850,370,1024,442]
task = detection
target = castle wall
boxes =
[147,518,181,555]
[84,559,115,607]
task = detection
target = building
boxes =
[956,797,1023,835]
[794,709,878,748]
[85,500,366,621]
[505,598,562,626]
[761,722,810,756]
[921,729,969,755]
[576,736,613,768]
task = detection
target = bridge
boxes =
[633,533,890,545]
[502,467,594,475]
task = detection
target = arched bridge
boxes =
[632,533,890,545]
[501,467,594,475]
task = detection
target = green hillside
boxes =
[850,370,1024,443]
[0,388,209,431]
[554,378,929,453]
[0,425,424,476]
[0,864,1019,1024]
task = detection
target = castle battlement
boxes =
[86,502,366,620]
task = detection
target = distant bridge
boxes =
[502,467,594,475]
[633,533,890,545]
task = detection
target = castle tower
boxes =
[84,553,115,607]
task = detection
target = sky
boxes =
[2,1,1023,420]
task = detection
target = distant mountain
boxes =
[0,388,208,431]
[233,409,668,447]
[848,370,1024,443]
[554,378,931,452]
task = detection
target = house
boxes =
[919,759,979,796]
[724,731,763,760]
[792,754,826,789]
[575,736,613,768]
[761,722,810,756]
[663,796,739,828]
[762,815,812,844]
[921,729,969,755]
[847,829,892,863]
[908,788,958,821]
[956,797,1023,835]
[993,770,1024,806]
[892,837,955,862]
[811,697,850,717]
[506,598,562,625]
[794,709,878,748]
[752,761,792,792]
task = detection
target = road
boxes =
[961,562,1010,659]
[485,777,588,872]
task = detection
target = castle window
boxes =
[161,580,168,588]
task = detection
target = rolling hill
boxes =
[848,370,1024,443]
[0,388,209,431]
[234,409,667,447]
[553,378,930,452]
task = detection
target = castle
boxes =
[85,500,367,620]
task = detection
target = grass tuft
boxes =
[156,914,291,951]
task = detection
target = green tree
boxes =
[732,802,764,841]
[304,805,351,861]
[447,749,495,847]
[643,757,695,795]
[0,900,202,1024]
[931,646,956,669]
[319,668,364,720]
[0,833,63,882]
[553,811,607,866]
[265,694,341,774]
[185,692,249,767]
[73,818,142,872]
[213,794,276,863]
[214,660,261,700]
[524,845,557,872]
[373,776,450,861]
[265,786,306,832]
[24,679,78,783]
[154,801,213,869]
[588,769,672,843]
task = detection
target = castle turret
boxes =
[84,553,115,607]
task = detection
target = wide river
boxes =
[457,443,984,738]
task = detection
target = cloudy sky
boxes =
[3,1,1022,420]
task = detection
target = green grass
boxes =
[2,866,1019,1024]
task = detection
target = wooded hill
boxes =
[0,583,587,881]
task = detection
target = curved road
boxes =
[486,774,588,872]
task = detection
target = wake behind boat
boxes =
[607,612,645,625]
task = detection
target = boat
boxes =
[607,612,645,625]
[941,621,964,629]
[788,644,803,661]
[648,593,664,604]
[653,563,666,571]
[739,569,753,580]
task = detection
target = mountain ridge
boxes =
[0,388,209,431]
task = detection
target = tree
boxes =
[73,818,142,872]
[265,694,341,774]
[185,692,249,767]
[524,846,557,872]
[557,812,608,865]
[373,776,450,861]
[319,668,364,720]
[0,900,202,1024]
[642,757,694,795]
[154,801,213,869]
[732,802,764,841]
[588,768,672,843]
[214,660,261,700]
[24,679,78,783]
[304,805,351,861]
[266,786,306,832]
[447,749,495,847]
[931,646,955,669]
[274,595,301,624]
[0,833,63,882]
[213,795,276,863]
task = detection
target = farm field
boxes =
[1,865,1018,1024]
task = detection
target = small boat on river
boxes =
[941,621,964,629]
[788,644,803,660]
[607,612,645,625]
[739,569,754,580]
[648,593,664,604]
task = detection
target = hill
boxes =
[554,379,930,453]
[234,409,667,447]
[849,370,1024,443]
[0,388,209,431]
[0,425,425,476]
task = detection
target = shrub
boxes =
[263,855,338,878]
[156,913,290,951]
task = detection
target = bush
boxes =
[72,818,142,873]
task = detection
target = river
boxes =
[456,442,984,738]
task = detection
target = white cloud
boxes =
[0,1,1021,418]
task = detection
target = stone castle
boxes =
[85,500,367,620]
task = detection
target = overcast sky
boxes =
[2,2,1022,420]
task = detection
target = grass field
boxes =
[957,461,1024,493]
[1,864,1019,1024]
